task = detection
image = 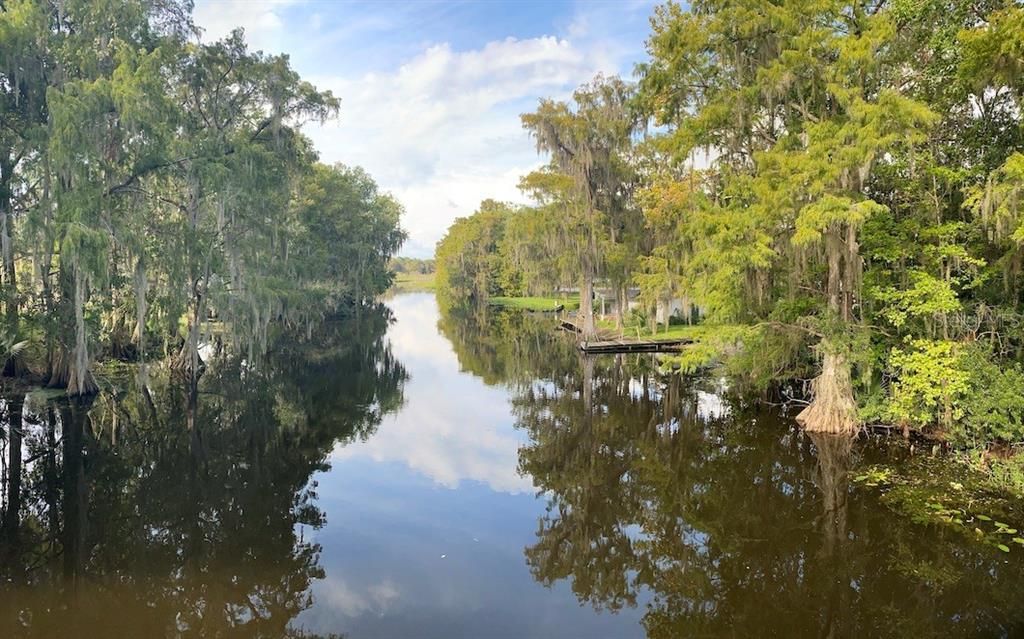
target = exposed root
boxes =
[46,347,98,396]
[170,339,205,385]
[797,348,859,435]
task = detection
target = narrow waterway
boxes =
[0,291,1021,638]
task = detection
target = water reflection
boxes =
[293,294,644,638]
[0,308,405,638]
[434,298,1024,638]
[330,295,531,493]
[505,341,1024,637]
[0,294,1021,638]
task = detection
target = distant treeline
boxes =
[390,257,435,275]
[436,0,1024,468]
[0,0,405,394]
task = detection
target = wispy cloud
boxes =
[306,34,616,256]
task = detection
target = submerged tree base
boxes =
[46,349,99,396]
[797,349,859,435]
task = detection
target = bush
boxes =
[886,339,969,431]
[956,346,1024,448]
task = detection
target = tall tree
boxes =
[637,0,936,433]
[521,75,637,339]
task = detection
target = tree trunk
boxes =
[66,264,97,396]
[40,169,56,381]
[0,156,18,377]
[797,342,859,434]
[173,297,205,377]
[579,261,596,340]
[798,226,860,435]
[616,285,626,332]
[0,155,16,328]
[133,256,147,360]
[1,197,16,325]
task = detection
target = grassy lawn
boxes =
[392,271,437,291]
[596,319,712,342]
[489,295,581,311]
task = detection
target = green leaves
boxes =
[793,196,887,246]
[888,339,970,429]
[0,0,397,388]
[873,270,962,329]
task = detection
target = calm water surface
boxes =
[0,292,1021,638]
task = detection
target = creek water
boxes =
[0,291,1021,638]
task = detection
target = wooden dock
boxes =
[558,318,693,353]
[559,318,581,332]
[578,338,691,354]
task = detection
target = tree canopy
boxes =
[435,0,1024,455]
[0,0,406,393]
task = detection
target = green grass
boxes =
[489,295,580,312]
[391,271,436,291]
[595,319,713,342]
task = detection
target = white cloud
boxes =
[305,36,618,257]
[193,0,300,52]
[193,2,652,258]
[316,576,400,617]
[331,294,532,494]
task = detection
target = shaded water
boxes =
[0,292,1021,638]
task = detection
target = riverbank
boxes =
[489,295,580,311]
[392,271,437,292]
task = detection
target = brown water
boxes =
[0,291,1021,638]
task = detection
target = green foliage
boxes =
[389,257,435,275]
[435,199,518,302]
[957,346,1024,447]
[986,456,1024,495]
[887,339,970,429]
[855,455,1024,553]
[0,0,403,390]
[440,0,1024,469]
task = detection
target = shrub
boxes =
[956,346,1024,448]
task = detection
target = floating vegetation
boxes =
[854,457,1024,554]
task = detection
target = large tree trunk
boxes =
[50,262,98,395]
[797,342,859,435]
[172,297,205,377]
[798,227,860,435]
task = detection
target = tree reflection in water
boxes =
[516,353,1024,638]
[0,306,405,638]
[435,302,1024,639]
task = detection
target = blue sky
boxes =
[193,0,659,257]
